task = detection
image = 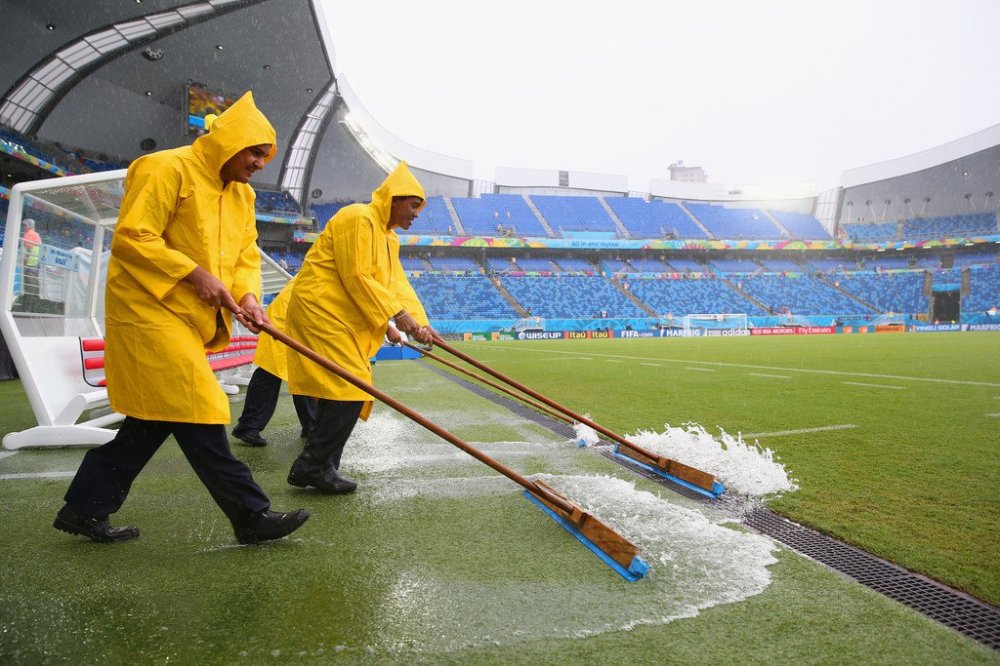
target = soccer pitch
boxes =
[0,332,997,663]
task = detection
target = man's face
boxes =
[390,196,424,230]
[220,144,271,184]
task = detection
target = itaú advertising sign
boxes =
[750,326,835,336]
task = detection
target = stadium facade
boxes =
[1,0,997,340]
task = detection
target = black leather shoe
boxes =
[232,427,267,447]
[287,462,357,494]
[54,504,140,543]
[233,509,309,545]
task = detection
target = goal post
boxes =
[680,313,749,336]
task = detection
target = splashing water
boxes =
[572,419,600,447]
[628,423,798,497]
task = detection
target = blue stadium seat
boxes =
[530,196,617,236]
[605,198,708,239]
[451,194,548,237]
[768,210,831,239]
[686,203,783,240]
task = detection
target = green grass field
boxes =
[0,331,997,664]
[462,332,1000,605]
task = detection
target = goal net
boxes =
[681,313,749,336]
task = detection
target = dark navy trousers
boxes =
[64,417,270,523]
[236,367,317,435]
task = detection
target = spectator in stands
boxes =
[232,278,317,447]
[54,92,309,545]
[284,162,435,494]
[20,218,42,300]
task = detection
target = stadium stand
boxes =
[415,196,456,235]
[843,222,897,242]
[807,257,859,272]
[685,203,784,240]
[758,257,806,272]
[902,213,998,239]
[426,255,481,272]
[255,189,301,214]
[551,257,597,273]
[401,255,431,271]
[962,264,1000,313]
[506,255,558,272]
[833,272,929,314]
[409,274,518,319]
[605,197,709,239]
[708,257,761,273]
[666,257,711,273]
[768,209,832,239]
[628,257,673,273]
[451,194,548,237]
[738,274,872,315]
[953,250,998,267]
[628,277,766,316]
[499,275,645,318]
[530,196,618,236]
[310,200,355,227]
[602,258,634,274]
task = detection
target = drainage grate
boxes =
[744,507,1000,650]
[424,360,1000,650]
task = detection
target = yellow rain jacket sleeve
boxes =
[104,91,277,424]
[286,162,427,416]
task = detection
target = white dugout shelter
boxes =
[0,171,290,450]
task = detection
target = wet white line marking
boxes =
[541,357,590,361]
[0,451,20,460]
[641,363,662,367]
[0,471,75,480]
[749,373,790,379]
[686,367,715,372]
[486,344,999,387]
[605,360,622,363]
[986,413,1000,418]
[745,424,858,438]
[842,381,907,390]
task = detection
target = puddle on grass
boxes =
[343,412,570,477]
[316,411,787,654]
[369,473,778,653]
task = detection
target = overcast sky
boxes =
[319,0,1000,192]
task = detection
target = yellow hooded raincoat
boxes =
[104,91,277,424]
[253,277,295,380]
[286,162,428,420]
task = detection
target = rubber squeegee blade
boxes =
[611,444,725,499]
[522,490,650,582]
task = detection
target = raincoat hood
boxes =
[371,161,426,229]
[192,91,277,176]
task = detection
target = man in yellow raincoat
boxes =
[55,92,309,545]
[285,162,434,493]
[231,278,317,447]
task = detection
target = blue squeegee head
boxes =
[611,444,725,499]
[523,490,650,582]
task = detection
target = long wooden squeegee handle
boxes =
[403,342,570,425]
[428,335,719,495]
[257,322,571,513]
[257,322,649,579]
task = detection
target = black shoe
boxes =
[233,508,310,545]
[232,427,267,447]
[287,461,357,494]
[299,429,309,439]
[54,504,140,543]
